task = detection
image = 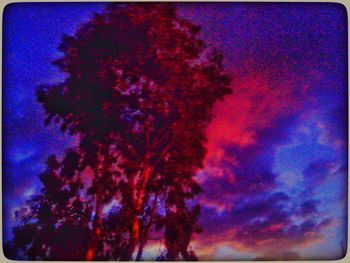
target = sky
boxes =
[2,2,348,260]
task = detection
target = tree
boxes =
[7,153,91,260]
[9,3,231,260]
[7,149,125,261]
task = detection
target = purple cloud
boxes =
[298,199,320,217]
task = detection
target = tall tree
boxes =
[10,3,231,261]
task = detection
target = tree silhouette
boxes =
[6,153,91,260]
[7,3,231,260]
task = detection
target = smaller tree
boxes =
[8,152,91,260]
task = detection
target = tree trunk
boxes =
[86,193,103,261]
[136,193,158,261]
[127,166,152,260]
[127,215,140,260]
[128,133,173,260]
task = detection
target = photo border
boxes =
[0,0,348,262]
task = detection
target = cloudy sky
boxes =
[3,2,347,260]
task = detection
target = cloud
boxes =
[196,193,333,255]
[11,149,36,163]
[317,105,348,151]
[199,68,310,213]
[195,53,338,257]
[297,199,320,217]
[303,159,337,186]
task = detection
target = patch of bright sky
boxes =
[274,120,338,177]
[273,110,346,259]
[213,246,256,260]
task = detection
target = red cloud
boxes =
[205,72,305,167]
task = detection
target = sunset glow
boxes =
[3,2,347,260]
